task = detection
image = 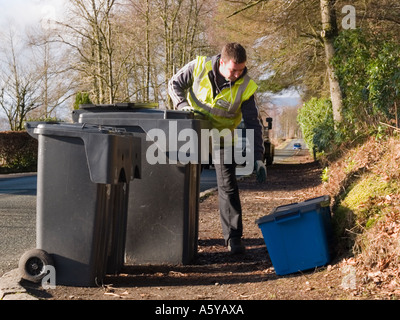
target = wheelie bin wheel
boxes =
[18,249,54,283]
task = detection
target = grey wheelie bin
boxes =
[21,122,141,287]
[72,103,211,265]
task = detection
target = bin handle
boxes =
[80,122,127,134]
[274,211,301,224]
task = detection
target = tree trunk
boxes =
[320,0,343,123]
[145,0,151,102]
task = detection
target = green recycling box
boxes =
[256,195,332,276]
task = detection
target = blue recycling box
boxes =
[256,195,332,276]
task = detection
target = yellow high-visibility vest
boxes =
[187,56,258,132]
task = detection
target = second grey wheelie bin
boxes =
[72,104,211,265]
[20,122,141,287]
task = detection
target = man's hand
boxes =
[255,160,267,183]
[181,106,195,112]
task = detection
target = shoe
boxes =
[228,238,246,254]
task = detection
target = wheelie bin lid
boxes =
[26,121,124,137]
[26,122,141,185]
[72,104,195,122]
[79,102,159,110]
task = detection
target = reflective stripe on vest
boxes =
[188,56,257,131]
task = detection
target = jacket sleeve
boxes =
[241,95,265,162]
[168,59,196,109]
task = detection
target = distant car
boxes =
[293,143,302,150]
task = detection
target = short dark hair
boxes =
[221,43,247,64]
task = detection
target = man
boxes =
[168,43,267,254]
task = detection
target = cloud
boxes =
[261,89,303,107]
[0,0,64,29]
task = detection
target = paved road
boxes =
[200,138,308,191]
[274,138,308,163]
[0,139,307,276]
[0,170,223,276]
[0,174,37,276]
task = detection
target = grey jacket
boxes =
[168,54,265,161]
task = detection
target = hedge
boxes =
[0,131,38,173]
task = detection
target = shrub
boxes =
[0,131,38,173]
[297,97,335,153]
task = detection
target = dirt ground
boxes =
[23,153,361,301]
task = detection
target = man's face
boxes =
[219,59,246,82]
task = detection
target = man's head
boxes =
[219,43,247,82]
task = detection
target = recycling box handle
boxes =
[274,211,301,224]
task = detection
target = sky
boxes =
[0,0,69,130]
[265,90,302,107]
[0,0,65,30]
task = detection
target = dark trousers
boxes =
[213,147,243,245]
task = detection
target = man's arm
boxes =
[168,59,196,109]
[241,95,265,162]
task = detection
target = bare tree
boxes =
[156,0,184,104]
[0,29,40,131]
[118,0,213,108]
[27,27,76,119]
[154,0,214,108]
[279,106,301,139]
[35,0,215,109]
[54,0,117,104]
[124,0,156,102]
